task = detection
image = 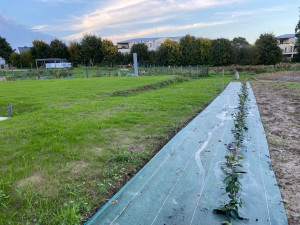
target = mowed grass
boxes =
[0,75,232,224]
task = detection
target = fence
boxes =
[80,65,209,78]
[0,65,209,81]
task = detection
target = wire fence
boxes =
[0,65,209,81]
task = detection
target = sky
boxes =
[0,0,299,48]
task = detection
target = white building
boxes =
[0,57,5,65]
[117,37,182,54]
[276,34,298,60]
[0,57,5,69]
[35,58,72,69]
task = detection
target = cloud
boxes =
[31,25,50,30]
[105,20,234,43]
[62,0,241,40]
[215,6,282,18]
[0,11,54,48]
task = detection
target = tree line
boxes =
[131,34,284,66]
[0,32,292,69]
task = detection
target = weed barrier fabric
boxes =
[86,82,287,225]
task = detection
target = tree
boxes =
[180,35,197,65]
[247,46,259,65]
[31,40,51,59]
[294,20,300,62]
[255,33,282,65]
[20,50,34,68]
[130,43,149,64]
[80,34,103,66]
[118,53,131,65]
[156,39,181,65]
[212,38,233,66]
[9,52,20,67]
[102,39,118,66]
[195,38,213,65]
[148,51,156,65]
[50,39,69,59]
[0,36,14,62]
[68,41,81,65]
[231,37,251,65]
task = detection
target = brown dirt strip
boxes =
[251,79,300,225]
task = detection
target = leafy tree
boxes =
[118,53,131,65]
[80,34,103,66]
[0,36,14,62]
[102,39,118,66]
[31,40,51,59]
[231,37,251,65]
[130,43,149,64]
[212,38,233,66]
[9,52,20,67]
[68,41,81,65]
[294,20,300,62]
[247,46,259,65]
[195,38,213,65]
[50,39,69,59]
[156,39,181,65]
[20,50,34,68]
[148,51,157,65]
[180,35,197,65]
[254,33,282,65]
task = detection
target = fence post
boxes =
[222,69,224,90]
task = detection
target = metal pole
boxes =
[133,53,138,76]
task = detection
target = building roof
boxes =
[117,36,182,44]
[17,46,31,53]
[276,34,295,39]
[35,58,67,62]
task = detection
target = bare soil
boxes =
[251,72,300,225]
[256,70,300,82]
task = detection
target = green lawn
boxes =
[0,75,232,224]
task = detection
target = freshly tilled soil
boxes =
[252,76,300,225]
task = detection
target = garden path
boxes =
[86,82,287,225]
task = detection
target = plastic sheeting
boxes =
[86,82,287,225]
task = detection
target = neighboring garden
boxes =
[0,32,287,70]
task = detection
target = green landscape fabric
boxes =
[86,82,287,225]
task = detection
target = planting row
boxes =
[214,82,249,225]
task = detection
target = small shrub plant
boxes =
[214,82,249,224]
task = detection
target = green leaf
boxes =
[230,209,240,220]
[228,194,234,200]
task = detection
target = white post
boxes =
[133,53,138,76]
[133,53,139,77]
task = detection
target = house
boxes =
[0,57,5,69]
[0,57,5,65]
[16,46,31,54]
[117,37,182,54]
[276,34,298,60]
